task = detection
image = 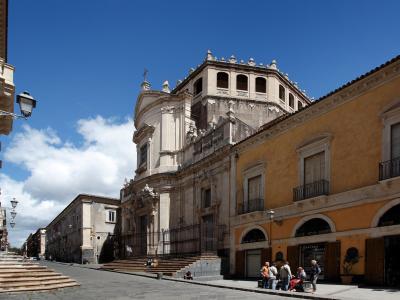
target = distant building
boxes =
[0,207,7,251]
[46,194,120,264]
[26,228,46,258]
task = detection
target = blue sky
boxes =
[1,0,400,246]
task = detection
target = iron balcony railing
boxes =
[238,198,264,215]
[379,158,400,181]
[293,179,329,202]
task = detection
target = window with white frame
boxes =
[304,151,325,184]
[295,135,331,200]
[241,163,265,214]
[106,210,116,223]
[380,104,400,180]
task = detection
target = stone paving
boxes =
[204,279,400,300]
[0,261,290,300]
[1,261,399,300]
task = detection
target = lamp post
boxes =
[266,209,275,249]
[0,91,37,119]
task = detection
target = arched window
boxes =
[255,77,266,93]
[193,78,203,95]
[295,218,332,237]
[279,85,285,101]
[217,72,229,89]
[289,93,294,108]
[378,204,400,227]
[236,74,248,91]
[241,229,266,243]
[298,101,303,109]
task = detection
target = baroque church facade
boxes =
[120,51,309,273]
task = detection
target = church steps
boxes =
[0,253,80,293]
[0,282,79,293]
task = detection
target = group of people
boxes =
[260,260,321,293]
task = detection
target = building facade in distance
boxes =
[25,228,46,259]
[46,194,120,264]
[232,55,400,286]
[120,51,309,270]
[0,206,6,251]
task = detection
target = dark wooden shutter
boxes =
[365,237,384,285]
[287,245,299,270]
[261,248,272,266]
[324,241,341,282]
[235,250,245,278]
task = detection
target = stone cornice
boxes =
[134,90,191,127]
[132,123,155,144]
[171,60,310,103]
[234,57,400,153]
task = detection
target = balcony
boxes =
[238,198,264,215]
[379,158,400,181]
[293,179,329,202]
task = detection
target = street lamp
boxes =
[10,198,18,209]
[0,91,37,119]
[266,209,275,248]
[10,211,16,219]
[16,92,37,118]
[9,221,15,228]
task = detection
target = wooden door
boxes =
[261,248,272,266]
[287,245,299,271]
[235,250,245,278]
[365,237,384,285]
[324,241,341,282]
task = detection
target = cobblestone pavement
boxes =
[0,261,291,300]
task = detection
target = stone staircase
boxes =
[101,255,221,278]
[0,252,80,293]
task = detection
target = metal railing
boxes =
[238,198,264,215]
[379,157,400,181]
[120,224,227,258]
[293,179,329,201]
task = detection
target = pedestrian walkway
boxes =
[202,279,400,300]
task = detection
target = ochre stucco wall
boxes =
[235,76,400,209]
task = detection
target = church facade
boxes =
[120,51,309,272]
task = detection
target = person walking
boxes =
[260,261,270,288]
[310,260,321,293]
[268,262,278,290]
[279,261,292,291]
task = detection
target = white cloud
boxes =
[1,116,136,247]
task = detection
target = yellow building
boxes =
[231,55,400,287]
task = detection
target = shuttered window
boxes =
[248,175,262,201]
[304,151,325,184]
[391,122,400,159]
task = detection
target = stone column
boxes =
[81,199,94,264]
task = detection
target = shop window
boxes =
[295,218,332,237]
[378,204,400,227]
[193,78,203,95]
[241,229,266,243]
[217,72,229,89]
[279,85,285,101]
[255,77,266,93]
[236,74,248,91]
